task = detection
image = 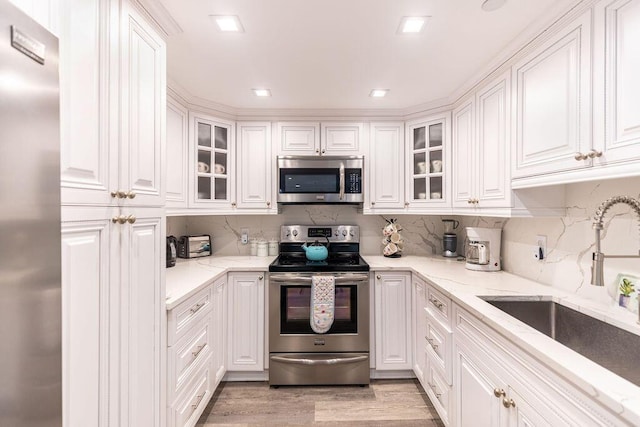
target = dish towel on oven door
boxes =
[310,275,335,333]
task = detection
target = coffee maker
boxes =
[442,219,459,258]
[465,227,502,271]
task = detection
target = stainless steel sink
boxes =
[481,298,640,387]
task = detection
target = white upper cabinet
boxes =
[277,121,364,155]
[405,113,451,212]
[166,96,188,208]
[452,99,475,209]
[366,122,405,211]
[119,2,166,207]
[593,0,640,164]
[511,10,592,180]
[277,122,320,155]
[236,122,274,211]
[60,0,166,208]
[453,72,511,210]
[60,0,116,206]
[189,113,235,209]
[320,122,364,155]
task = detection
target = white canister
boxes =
[250,240,258,256]
[268,240,279,256]
[257,240,268,257]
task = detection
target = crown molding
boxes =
[134,0,183,38]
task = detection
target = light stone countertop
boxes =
[165,254,640,425]
[165,256,276,310]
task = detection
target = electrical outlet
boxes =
[534,235,547,261]
[240,228,249,245]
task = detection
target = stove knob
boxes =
[349,230,354,236]
[342,230,347,236]
[292,229,298,237]
[335,231,339,236]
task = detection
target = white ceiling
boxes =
[160,0,574,111]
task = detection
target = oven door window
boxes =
[280,285,357,334]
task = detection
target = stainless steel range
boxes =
[268,225,370,386]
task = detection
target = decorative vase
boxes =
[619,294,631,308]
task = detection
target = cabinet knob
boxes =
[111,190,127,199]
[574,152,588,161]
[474,198,479,204]
[258,275,263,280]
[376,275,381,280]
[321,149,326,154]
[587,149,603,158]
[315,149,320,154]
[231,202,237,207]
[493,388,506,398]
[125,190,136,199]
[371,201,376,206]
[266,201,271,207]
[467,199,472,204]
[404,202,409,207]
[111,215,127,224]
[126,215,136,224]
[502,398,516,408]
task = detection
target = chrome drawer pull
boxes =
[430,298,444,310]
[192,393,205,409]
[190,302,205,314]
[427,338,438,350]
[192,345,205,358]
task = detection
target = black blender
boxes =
[442,219,459,257]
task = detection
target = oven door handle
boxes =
[270,355,368,366]
[269,274,370,284]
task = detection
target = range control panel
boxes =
[280,225,360,243]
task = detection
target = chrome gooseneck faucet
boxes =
[591,195,640,288]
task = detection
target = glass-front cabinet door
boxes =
[191,114,235,207]
[406,114,450,209]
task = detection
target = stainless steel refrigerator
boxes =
[0,1,61,426]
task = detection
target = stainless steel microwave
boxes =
[277,156,364,204]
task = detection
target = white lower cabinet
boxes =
[227,272,265,371]
[412,277,428,383]
[170,354,214,427]
[422,282,453,425]
[374,272,412,370]
[453,303,620,427]
[167,276,226,427]
[211,277,227,383]
[61,206,165,427]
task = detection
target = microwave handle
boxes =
[339,163,345,201]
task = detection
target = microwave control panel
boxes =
[346,169,361,193]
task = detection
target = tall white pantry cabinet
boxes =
[58,1,167,427]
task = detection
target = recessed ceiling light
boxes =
[253,88,271,97]
[370,89,389,98]
[397,16,429,34]
[481,0,507,12]
[211,15,244,32]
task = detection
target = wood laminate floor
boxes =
[197,379,445,426]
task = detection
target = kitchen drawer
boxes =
[425,364,451,426]
[425,310,452,385]
[168,316,213,403]
[168,287,212,346]
[425,285,451,327]
[171,354,213,427]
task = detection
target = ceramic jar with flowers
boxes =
[382,218,403,257]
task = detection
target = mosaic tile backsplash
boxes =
[168,176,640,304]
